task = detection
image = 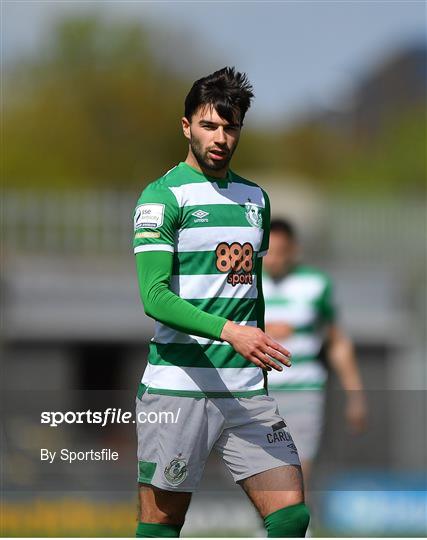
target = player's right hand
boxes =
[220,321,292,371]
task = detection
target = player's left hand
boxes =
[220,321,292,371]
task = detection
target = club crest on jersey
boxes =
[164,456,188,486]
[245,199,262,228]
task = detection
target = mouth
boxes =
[208,149,228,160]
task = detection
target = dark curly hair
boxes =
[184,66,254,126]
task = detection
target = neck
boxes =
[184,150,229,179]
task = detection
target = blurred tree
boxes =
[3,16,425,198]
[331,105,426,196]
[4,15,190,188]
[274,103,426,197]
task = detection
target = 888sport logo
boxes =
[215,242,254,286]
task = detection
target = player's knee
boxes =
[264,502,310,538]
[136,522,183,537]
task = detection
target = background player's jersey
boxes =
[263,265,336,391]
[133,161,270,398]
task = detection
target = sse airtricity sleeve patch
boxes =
[134,203,165,230]
[133,181,180,254]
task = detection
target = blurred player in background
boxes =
[263,218,367,487]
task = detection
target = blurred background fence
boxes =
[3,188,426,266]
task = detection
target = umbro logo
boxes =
[192,209,209,223]
[192,209,209,219]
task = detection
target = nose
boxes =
[214,126,227,145]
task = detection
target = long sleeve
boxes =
[133,179,228,340]
[135,250,228,340]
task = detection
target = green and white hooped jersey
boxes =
[133,161,270,398]
[263,265,336,391]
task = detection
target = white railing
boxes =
[3,189,137,254]
[2,189,425,268]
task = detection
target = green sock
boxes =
[136,521,182,537]
[264,502,310,537]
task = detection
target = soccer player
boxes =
[132,67,310,538]
[263,218,367,487]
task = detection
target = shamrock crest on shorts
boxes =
[164,456,188,485]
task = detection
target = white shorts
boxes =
[136,390,301,492]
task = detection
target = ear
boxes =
[181,116,191,141]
